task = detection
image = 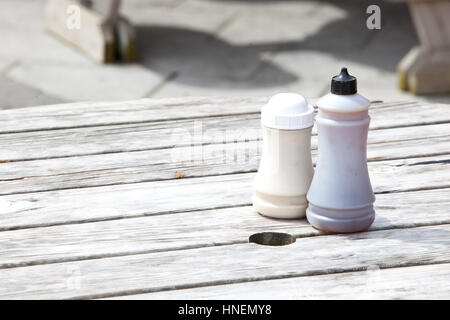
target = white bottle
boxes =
[306,68,375,233]
[253,93,314,219]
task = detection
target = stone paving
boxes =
[0,0,449,109]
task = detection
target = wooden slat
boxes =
[0,123,448,195]
[1,224,449,299]
[0,102,448,162]
[0,99,445,134]
[0,154,448,231]
[367,101,449,128]
[0,99,448,299]
[111,263,450,300]
[0,97,267,133]
[0,188,448,269]
[0,114,260,162]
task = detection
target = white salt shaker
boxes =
[253,93,314,219]
[306,68,375,233]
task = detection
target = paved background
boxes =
[1,0,449,109]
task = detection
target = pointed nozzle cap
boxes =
[331,67,357,95]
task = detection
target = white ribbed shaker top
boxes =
[261,93,314,130]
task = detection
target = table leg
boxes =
[45,0,135,63]
[398,0,450,94]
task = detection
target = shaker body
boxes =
[253,126,314,218]
[306,97,375,232]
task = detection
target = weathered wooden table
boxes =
[0,97,449,299]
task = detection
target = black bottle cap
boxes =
[331,67,357,95]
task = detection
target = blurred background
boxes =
[1,0,450,109]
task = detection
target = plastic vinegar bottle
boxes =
[252,93,314,219]
[306,68,375,232]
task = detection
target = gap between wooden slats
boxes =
[0,99,421,134]
[0,187,448,269]
[0,122,448,195]
[0,102,448,163]
[1,224,450,299]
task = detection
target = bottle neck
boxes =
[318,109,368,121]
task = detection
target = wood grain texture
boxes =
[0,114,261,161]
[112,263,450,300]
[0,122,448,195]
[0,102,447,162]
[0,154,448,231]
[0,97,267,133]
[0,188,448,269]
[1,224,450,299]
[0,99,444,134]
[0,98,448,299]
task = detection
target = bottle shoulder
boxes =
[316,93,370,113]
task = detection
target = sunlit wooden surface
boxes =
[0,97,449,299]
